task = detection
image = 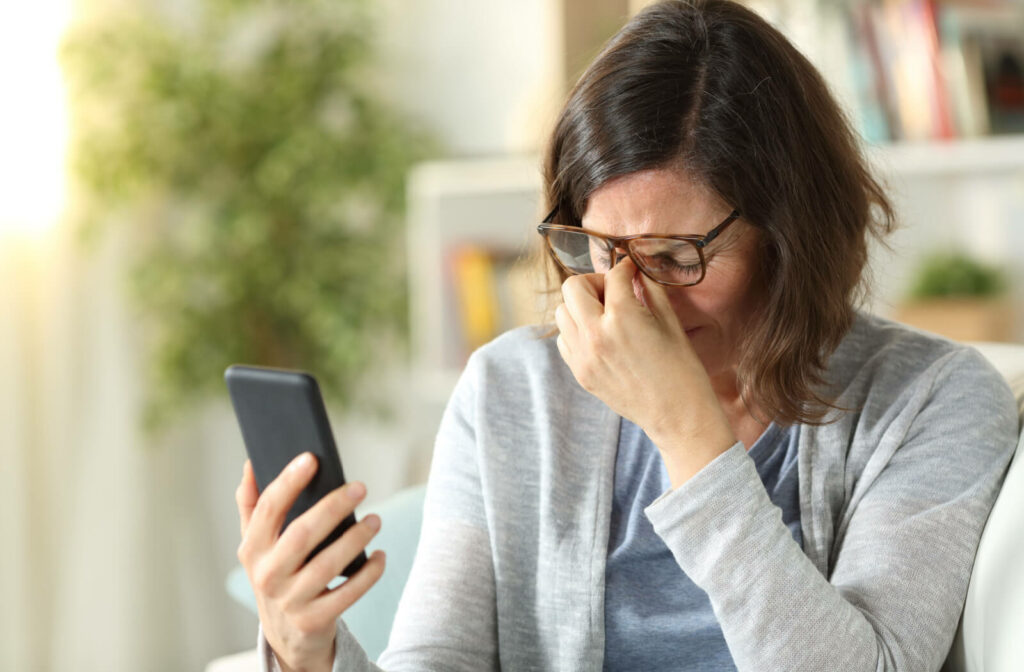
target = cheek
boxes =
[670,272,755,325]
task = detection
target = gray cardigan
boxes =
[259,313,1018,671]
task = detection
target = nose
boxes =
[611,249,628,267]
[630,266,647,308]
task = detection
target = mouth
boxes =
[684,327,702,337]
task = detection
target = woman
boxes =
[235,1,1019,670]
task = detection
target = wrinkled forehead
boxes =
[581,168,731,237]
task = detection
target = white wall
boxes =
[373,0,564,157]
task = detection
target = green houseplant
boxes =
[908,252,1008,300]
[62,0,432,432]
[898,252,1013,342]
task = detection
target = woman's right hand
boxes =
[235,453,386,672]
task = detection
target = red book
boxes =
[921,0,956,139]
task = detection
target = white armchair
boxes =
[206,343,1024,672]
[942,343,1024,672]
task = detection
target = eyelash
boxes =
[596,251,702,274]
[650,256,702,273]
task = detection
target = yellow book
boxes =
[451,246,499,352]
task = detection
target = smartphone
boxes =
[225,364,367,578]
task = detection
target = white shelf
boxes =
[869,135,1024,178]
[406,156,544,382]
[407,156,543,198]
[405,136,1024,405]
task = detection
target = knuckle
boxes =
[278,588,305,614]
[345,519,374,547]
[606,317,627,340]
[252,493,277,520]
[360,518,380,540]
[365,555,385,580]
[327,585,357,614]
[292,614,321,638]
[303,550,331,578]
[575,363,596,391]
[251,562,276,595]
[307,551,338,580]
[324,490,351,521]
[236,540,251,564]
[284,519,311,550]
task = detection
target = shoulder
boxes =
[820,312,1018,468]
[827,311,1013,409]
[441,325,579,419]
[462,324,573,391]
[450,324,607,433]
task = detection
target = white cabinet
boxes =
[866,136,1024,332]
[406,156,545,402]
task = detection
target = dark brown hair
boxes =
[541,0,895,426]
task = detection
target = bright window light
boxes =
[0,1,73,235]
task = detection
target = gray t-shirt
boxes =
[603,420,801,670]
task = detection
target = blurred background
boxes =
[1,0,1022,669]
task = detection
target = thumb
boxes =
[604,257,645,315]
[638,271,681,331]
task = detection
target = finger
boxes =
[580,272,606,304]
[561,274,604,326]
[291,514,382,604]
[637,269,681,330]
[554,302,578,350]
[556,333,571,364]
[236,460,259,538]
[246,452,318,551]
[271,481,367,578]
[309,550,387,623]
[603,257,644,317]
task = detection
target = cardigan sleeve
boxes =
[644,347,1018,672]
[377,349,499,669]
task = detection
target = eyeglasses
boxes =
[536,205,741,287]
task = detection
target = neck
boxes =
[709,369,768,450]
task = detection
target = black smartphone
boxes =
[225,364,367,578]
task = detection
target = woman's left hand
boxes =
[554,258,736,486]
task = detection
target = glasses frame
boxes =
[536,205,742,287]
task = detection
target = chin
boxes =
[691,335,732,379]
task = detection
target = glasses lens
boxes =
[628,238,703,284]
[545,229,611,275]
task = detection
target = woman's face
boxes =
[580,168,762,381]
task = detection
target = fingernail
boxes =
[365,514,381,532]
[347,482,366,500]
[291,453,313,471]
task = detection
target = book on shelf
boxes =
[445,244,541,365]
[839,0,1024,142]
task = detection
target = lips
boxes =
[684,327,702,336]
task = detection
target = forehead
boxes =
[581,168,729,236]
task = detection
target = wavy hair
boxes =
[541,0,895,425]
